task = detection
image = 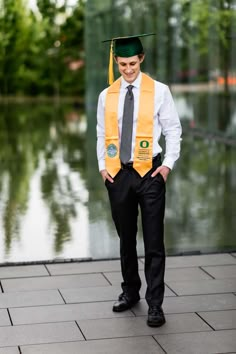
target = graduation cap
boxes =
[102,33,155,85]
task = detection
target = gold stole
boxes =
[105,73,155,177]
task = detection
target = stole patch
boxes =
[107,144,118,158]
[137,140,151,160]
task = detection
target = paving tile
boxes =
[0,322,83,347]
[132,293,236,315]
[10,301,134,325]
[21,336,164,354]
[155,329,236,354]
[78,313,211,340]
[0,290,64,309]
[166,278,236,295]
[2,273,109,292]
[61,285,123,303]
[0,265,48,279]
[46,260,121,275]
[199,310,236,330]
[142,284,176,298]
[61,283,175,304]
[0,348,19,354]
[202,265,236,279]
[162,285,176,297]
[165,267,211,280]
[165,253,236,268]
[0,309,11,326]
[103,271,145,285]
[46,260,144,275]
[1,254,235,352]
[104,267,211,285]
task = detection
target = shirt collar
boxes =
[121,71,142,89]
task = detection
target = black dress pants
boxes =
[105,155,166,307]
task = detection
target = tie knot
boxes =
[127,85,133,92]
[127,85,133,99]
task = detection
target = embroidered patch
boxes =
[140,140,149,148]
[107,144,118,158]
[136,139,151,160]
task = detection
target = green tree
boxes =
[0,0,33,94]
[0,0,85,96]
[179,0,236,93]
[59,1,85,95]
[34,0,85,96]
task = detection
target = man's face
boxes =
[115,55,144,83]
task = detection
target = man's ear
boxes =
[140,54,145,63]
[114,56,118,63]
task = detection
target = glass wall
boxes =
[85,0,236,256]
[86,1,236,89]
[85,0,236,149]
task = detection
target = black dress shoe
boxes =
[112,292,140,312]
[147,306,166,327]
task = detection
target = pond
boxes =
[0,91,236,263]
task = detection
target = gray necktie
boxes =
[120,85,134,164]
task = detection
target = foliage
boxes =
[87,0,236,92]
[0,0,85,96]
[178,0,236,91]
[1,0,236,96]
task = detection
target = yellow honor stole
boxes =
[105,73,155,177]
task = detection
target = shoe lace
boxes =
[119,292,129,301]
[149,306,163,315]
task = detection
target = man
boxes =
[96,34,182,327]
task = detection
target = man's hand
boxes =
[100,169,114,183]
[151,165,171,182]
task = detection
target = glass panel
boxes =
[85,0,236,256]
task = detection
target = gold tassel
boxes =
[108,40,114,85]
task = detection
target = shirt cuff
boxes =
[162,157,175,170]
[98,160,106,172]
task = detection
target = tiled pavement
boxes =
[0,253,235,353]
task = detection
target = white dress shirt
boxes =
[96,72,182,172]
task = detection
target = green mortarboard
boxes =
[102,33,155,85]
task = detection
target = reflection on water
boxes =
[0,92,236,263]
[173,90,236,138]
[0,103,89,262]
[88,90,236,258]
[89,136,236,258]
[165,136,236,254]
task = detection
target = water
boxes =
[0,102,88,262]
[0,92,236,263]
